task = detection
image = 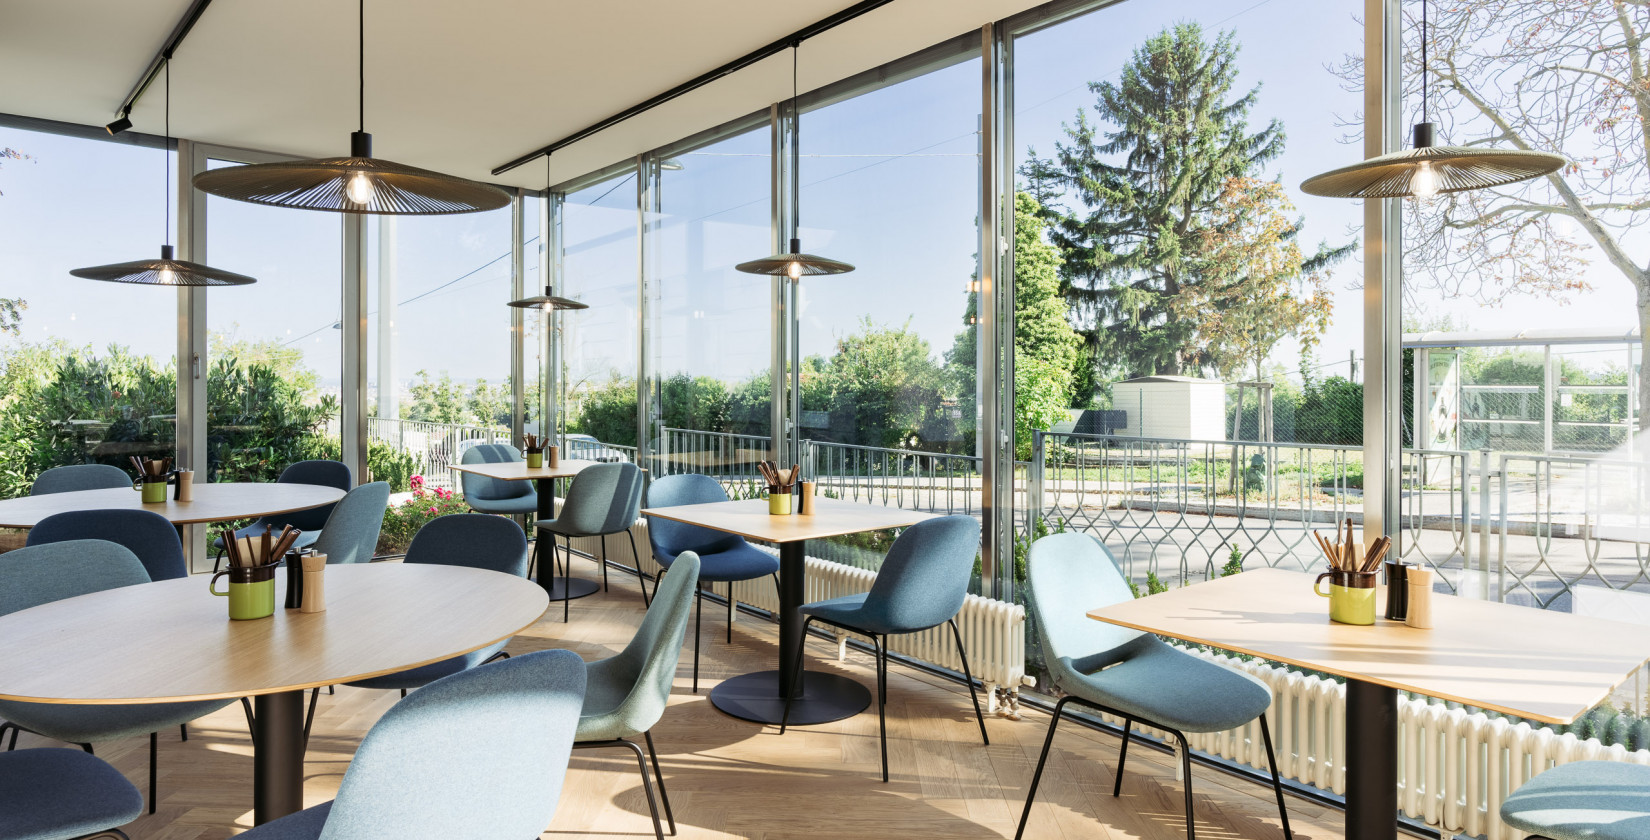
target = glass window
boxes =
[558,170,639,457]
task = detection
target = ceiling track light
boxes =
[105,109,133,136]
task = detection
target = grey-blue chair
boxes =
[644,474,780,692]
[574,550,700,840]
[213,460,352,572]
[0,748,144,840]
[1014,532,1292,840]
[459,443,538,516]
[235,648,587,840]
[28,509,188,582]
[1500,760,1650,840]
[535,462,646,621]
[0,540,245,815]
[30,464,131,496]
[778,514,988,782]
[311,481,390,565]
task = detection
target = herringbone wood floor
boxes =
[9,561,1348,840]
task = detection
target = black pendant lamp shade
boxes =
[508,285,588,311]
[1300,0,1565,199]
[191,0,508,216]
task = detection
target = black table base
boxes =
[1345,678,1398,840]
[253,690,305,825]
[711,669,871,725]
[539,576,599,601]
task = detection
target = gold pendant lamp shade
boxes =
[508,285,588,311]
[72,245,256,287]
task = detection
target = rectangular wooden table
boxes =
[1088,567,1650,840]
[640,498,936,725]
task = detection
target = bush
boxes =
[376,475,474,555]
[303,437,417,493]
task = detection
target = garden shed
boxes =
[1110,376,1227,441]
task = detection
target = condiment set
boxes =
[1311,520,1430,628]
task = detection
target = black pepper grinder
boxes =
[1384,560,1409,621]
[284,548,305,609]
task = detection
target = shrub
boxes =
[376,475,474,555]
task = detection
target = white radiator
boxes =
[565,519,1028,712]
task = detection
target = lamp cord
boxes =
[164,60,170,249]
[790,42,801,246]
[1420,0,1428,125]
[359,0,366,133]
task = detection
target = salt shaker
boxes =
[300,552,327,613]
[1405,567,1434,629]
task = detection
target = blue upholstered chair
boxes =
[0,540,244,815]
[28,509,188,582]
[535,462,646,621]
[644,474,780,693]
[213,460,352,572]
[236,648,587,840]
[573,551,700,840]
[29,464,131,497]
[1014,532,1292,840]
[459,443,538,516]
[0,748,144,840]
[778,515,988,782]
[1500,760,1650,840]
[311,481,390,565]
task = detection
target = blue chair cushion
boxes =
[345,641,508,691]
[664,541,778,584]
[1058,634,1272,734]
[1501,760,1650,840]
[234,800,333,840]
[0,698,234,744]
[467,494,540,516]
[0,748,144,840]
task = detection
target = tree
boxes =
[0,147,29,336]
[818,318,955,450]
[405,370,468,425]
[1340,0,1650,426]
[1011,193,1082,454]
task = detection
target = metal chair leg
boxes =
[778,616,819,734]
[562,535,572,623]
[241,697,257,740]
[572,740,666,840]
[599,534,610,592]
[1014,695,1076,840]
[643,730,677,835]
[946,618,989,746]
[148,731,157,814]
[179,723,188,742]
[726,582,734,644]
[875,635,889,783]
[1259,714,1294,840]
[691,583,703,693]
[482,650,510,664]
[0,722,15,750]
[1176,730,1197,840]
[302,686,321,748]
[528,536,540,580]
[628,530,650,608]
[1114,718,1133,796]
[399,688,407,698]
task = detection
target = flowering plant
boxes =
[377,475,471,555]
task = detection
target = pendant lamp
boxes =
[71,63,256,287]
[735,43,854,278]
[192,0,508,215]
[1300,0,1564,199]
[508,158,589,311]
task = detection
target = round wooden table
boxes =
[0,563,548,825]
[0,482,346,530]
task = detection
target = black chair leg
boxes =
[148,731,158,814]
[691,584,703,693]
[726,582,734,644]
[1176,731,1196,840]
[574,740,666,840]
[1114,718,1133,796]
[483,650,510,664]
[179,723,188,742]
[946,618,989,746]
[81,743,93,754]
[599,534,610,592]
[1259,714,1294,840]
[562,536,572,623]
[399,688,407,698]
[528,536,540,580]
[628,530,650,608]
[0,722,15,750]
[778,616,818,735]
[302,686,321,747]
[875,635,889,783]
[643,730,677,835]
[241,697,257,740]
[1015,695,1075,840]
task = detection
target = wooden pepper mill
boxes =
[300,552,327,613]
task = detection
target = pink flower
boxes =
[428,506,438,514]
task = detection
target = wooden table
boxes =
[0,563,547,825]
[1088,568,1650,840]
[0,482,345,532]
[450,458,601,601]
[639,498,936,725]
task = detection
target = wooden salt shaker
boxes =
[1405,567,1434,629]
[300,552,327,613]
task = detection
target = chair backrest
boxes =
[858,515,982,633]
[313,482,391,564]
[1026,532,1146,689]
[30,464,131,496]
[0,540,149,617]
[599,551,700,735]
[643,474,743,560]
[27,509,187,581]
[459,444,532,502]
[273,460,354,532]
[403,514,528,577]
[317,648,586,840]
[555,462,644,537]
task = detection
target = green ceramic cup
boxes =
[1315,570,1376,625]
[768,490,793,516]
[210,567,277,620]
[526,451,544,469]
[136,478,169,504]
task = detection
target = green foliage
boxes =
[406,370,470,425]
[303,437,417,493]
[1221,544,1245,577]
[570,376,638,447]
[1145,569,1169,596]
[206,352,337,483]
[661,373,730,433]
[1012,193,1082,458]
[810,317,959,451]
[376,479,471,555]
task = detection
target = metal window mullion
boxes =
[1364,0,1402,539]
[637,155,655,466]
[177,138,209,571]
[510,189,525,448]
[341,213,368,484]
[978,22,1008,599]
[770,102,791,463]
[546,188,563,441]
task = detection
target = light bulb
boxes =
[157,265,178,285]
[1411,161,1439,199]
[345,171,376,205]
[541,301,553,312]
[787,260,802,280]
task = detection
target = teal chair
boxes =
[236,648,587,840]
[459,443,538,516]
[573,551,700,840]
[30,464,131,496]
[1015,532,1292,840]
[312,481,390,565]
[1501,761,1650,840]
[535,462,646,621]
[0,540,245,815]
[0,748,144,840]
[28,509,188,582]
[213,460,352,572]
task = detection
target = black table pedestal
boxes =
[253,690,305,825]
[1345,678,1399,840]
[532,476,597,602]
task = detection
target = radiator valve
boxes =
[994,686,1023,720]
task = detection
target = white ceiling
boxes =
[1,0,1048,189]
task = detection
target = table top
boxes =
[640,498,937,544]
[0,482,346,529]
[1087,567,1650,724]
[450,459,599,482]
[0,564,548,704]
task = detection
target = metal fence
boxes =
[365,417,507,491]
[1494,452,1650,609]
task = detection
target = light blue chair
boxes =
[777,515,987,782]
[0,748,144,840]
[213,460,352,572]
[1014,532,1292,840]
[28,509,188,582]
[573,551,700,840]
[311,481,390,565]
[535,462,646,622]
[459,443,538,516]
[30,464,131,496]
[0,540,245,815]
[644,474,781,693]
[1501,760,1650,840]
[236,648,587,840]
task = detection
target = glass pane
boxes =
[558,170,639,462]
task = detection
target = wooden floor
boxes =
[13,565,1349,840]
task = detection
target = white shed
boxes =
[1110,376,1227,441]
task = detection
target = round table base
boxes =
[538,576,600,601]
[710,669,871,725]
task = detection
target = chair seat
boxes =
[1501,761,1650,840]
[346,641,508,691]
[0,748,144,840]
[536,517,606,539]
[216,527,321,553]
[0,698,234,744]
[235,800,334,840]
[1057,636,1272,734]
[576,655,648,742]
[799,592,926,636]
[663,542,778,583]
[469,494,539,516]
